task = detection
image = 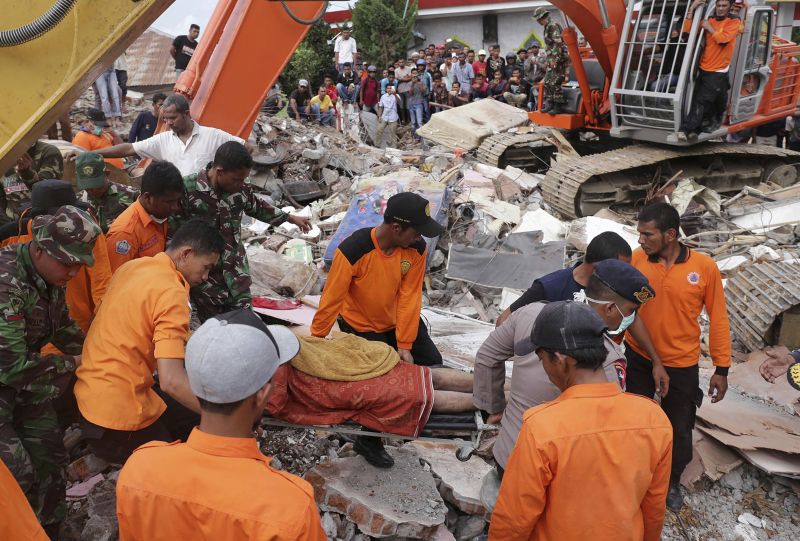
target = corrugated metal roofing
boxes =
[126,28,178,88]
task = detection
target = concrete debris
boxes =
[407,441,494,517]
[66,453,109,482]
[565,216,639,251]
[416,100,530,151]
[80,479,119,541]
[514,208,566,243]
[305,446,447,539]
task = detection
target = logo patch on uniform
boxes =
[424,204,431,217]
[687,272,701,285]
[3,309,23,322]
[115,240,131,255]
[81,165,95,177]
[400,259,412,275]
[788,362,800,391]
[633,287,654,304]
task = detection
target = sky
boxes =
[152,0,355,37]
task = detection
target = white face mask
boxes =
[573,290,636,335]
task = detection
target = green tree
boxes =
[352,0,417,69]
[279,19,332,94]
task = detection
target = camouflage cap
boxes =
[32,205,101,267]
[533,7,549,20]
[75,152,106,189]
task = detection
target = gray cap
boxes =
[517,301,607,356]
[185,309,300,404]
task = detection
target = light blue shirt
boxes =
[452,62,474,88]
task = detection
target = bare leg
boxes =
[431,368,473,392]
[432,390,475,413]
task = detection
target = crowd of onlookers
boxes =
[275,27,549,147]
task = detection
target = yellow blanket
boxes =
[292,333,400,381]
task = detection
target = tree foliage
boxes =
[279,19,332,94]
[352,0,417,69]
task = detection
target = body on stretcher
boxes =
[260,411,499,462]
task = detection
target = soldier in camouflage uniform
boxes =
[534,8,570,114]
[1,140,64,223]
[75,152,138,232]
[171,141,311,322]
[0,205,100,534]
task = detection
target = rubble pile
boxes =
[52,91,800,540]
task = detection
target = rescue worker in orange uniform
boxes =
[490,301,673,541]
[105,161,184,272]
[116,309,326,541]
[0,179,111,335]
[625,202,731,510]
[680,0,742,139]
[75,221,223,463]
[0,458,49,541]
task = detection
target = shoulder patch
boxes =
[338,228,376,266]
[115,240,131,255]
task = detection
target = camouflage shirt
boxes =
[0,243,83,402]
[544,20,569,64]
[1,141,64,221]
[171,168,289,303]
[78,182,139,233]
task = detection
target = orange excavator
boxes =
[477,0,800,217]
[0,0,327,176]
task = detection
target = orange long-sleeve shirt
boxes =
[72,131,125,170]
[627,247,731,369]
[117,428,326,541]
[682,16,742,72]
[489,382,673,541]
[0,458,49,541]
[106,199,167,272]
[75,252,189,431]
[311,227,427,350]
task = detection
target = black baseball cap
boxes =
[31,179,91,214]
[520,301,607,355]
[593,260,655,306]
[87,108,108,127]
[384,192,445,238]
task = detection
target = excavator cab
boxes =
[609,0,798,146]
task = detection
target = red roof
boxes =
[324,0,522,24]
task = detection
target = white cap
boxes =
[185,309,299,404]
[478,49,487,56]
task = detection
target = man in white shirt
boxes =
[334,26,358,74]
[375,85,401,149]
[67,94,245,176]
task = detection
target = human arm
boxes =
[153,286,199,413]
[333,39,340,65]
[395,248,426,355]
[628,317,669,397]
[497,281,546,327]
[759,346,798,383]
[157,358,200,414]
[170,37,180,59]
[105,230,137,272]
[17,145,63,184]
[705,262,731,402]
[473,309,518,415]
[86,232,112,314]
[0,282,78,397]
[489,420,551,541]
[105,127,123,146]
[244,186,309,231]
[310,250,355,338]
[641,442,672,541]
[705,18,741,43]
[128,113,144,143]
[67,143,136,161]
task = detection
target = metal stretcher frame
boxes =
[261,412,499,461]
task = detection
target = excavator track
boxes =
[542,143,800,218]
[476,132,555,171]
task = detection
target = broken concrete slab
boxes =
[417,100,529,151]
[565,216,639,252]
[514,208,567,243]
[406,441,493,517]
[445,242,565,290]
[304,446,447,539]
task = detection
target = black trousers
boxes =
[81,385,199,464]
[683,70,730,134]
[625,346,701,481]
[338,316,443,366]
